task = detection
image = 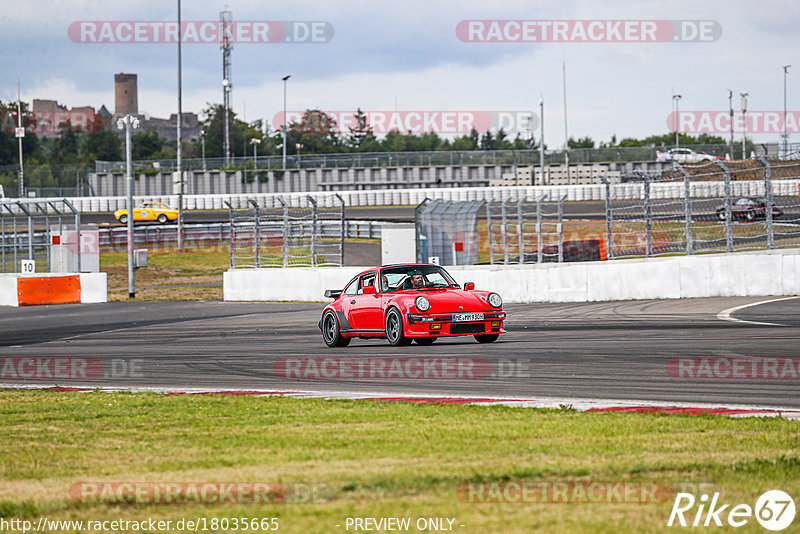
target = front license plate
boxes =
[453,312,484,322]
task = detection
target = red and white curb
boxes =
[3,383,800,420]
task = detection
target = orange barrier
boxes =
[17,275,81,306]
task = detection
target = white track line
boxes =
[716,296,799,327]
[3,383,800,420]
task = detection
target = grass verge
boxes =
[0,391,798,533]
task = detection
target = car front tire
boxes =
[322,310,350,348]
[716,210,726,221]
[158,214,168,224]
[474,334,499,343]
[385,308,411,346]
[119,214,128,224]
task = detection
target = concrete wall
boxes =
[30,179,800,214]
[89,161,675,197]
[0,273,107,307]
[223,250,800,304]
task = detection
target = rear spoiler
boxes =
[324,289,342,299]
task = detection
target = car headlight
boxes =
[487,293,502,308]
[415,296,430,312]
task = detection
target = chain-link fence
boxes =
[603,159,800,259]
[227,195,345,268]
[415,199,483,265]
[0,198,84,274]
[485,195,570,264]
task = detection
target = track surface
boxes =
[1,297,798,408]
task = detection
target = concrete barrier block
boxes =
[546,263,588,302]
[79,272,108,303]
[780,253,800,295]
[0,275,18,306]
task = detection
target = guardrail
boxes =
[98,220,385,251]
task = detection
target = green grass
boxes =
[1,391,798,533]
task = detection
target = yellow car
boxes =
[114,202,179,224]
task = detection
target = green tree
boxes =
[131,128,163,160]
[81,114,121,161]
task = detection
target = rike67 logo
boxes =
[668,490,795,530]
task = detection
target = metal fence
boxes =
[603,158,800,259]
[415,199,483,265]
[486,195,568,264]
[0,198,82,274]
[227,195,345,268]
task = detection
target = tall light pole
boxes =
[740,91,748,158]
[539,95,545,186]
[117,115,140,299]
[221,10,233,167]
[176,0,184,252]
[282,75,291,169]
[16,78,24,198]
[250,138,261,168]
[200,129,206,171]
[783,65,791,158]
[727,89,734,160]
[672,93,682,148]
[562,61,570,184]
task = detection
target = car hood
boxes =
[394,289,491,311]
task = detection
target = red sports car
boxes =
[319,263,506,347]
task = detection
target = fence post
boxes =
[715,161,734,253]
[636,170,653,257]
[248,199,261,268]
[486,200,495,265]
[756,156,775,249]
[557,194,567,263]
[675,165,693,255]
[224,201,234,269]
[517,197,525,263]
[600,176,613,260]
[536,194,547,263]
[277,197,289,268]
[336,193,346,266]
[501,197,512,265]
[307,195,318,267]
[1,215,5,273]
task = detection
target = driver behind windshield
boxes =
[404,269,425,289]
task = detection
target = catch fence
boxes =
[227,195,345,268]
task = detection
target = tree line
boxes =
[0,100,728,192]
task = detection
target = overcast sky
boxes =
[1,0,798,145]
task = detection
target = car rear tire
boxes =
[716,210,726,221]
[322,310,350,348]
[414,337,437,345]
[745,211,755,221]
[119,214,128,224]
[158,214,168,224]
[474,334,499,343]
[385,308,411,346]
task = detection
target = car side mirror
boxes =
[464,282,475,291]
[363,285,376,294]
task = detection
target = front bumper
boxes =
[406,311,506,337]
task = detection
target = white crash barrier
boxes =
[223,250,800,304]
[0,272,107,307]
[42,178,798,213]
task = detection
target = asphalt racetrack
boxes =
[1,296,799,408]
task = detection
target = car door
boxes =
[348,272,384,331]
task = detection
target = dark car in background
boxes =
[716,197,784,221]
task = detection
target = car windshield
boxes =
[380,265,458,292]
